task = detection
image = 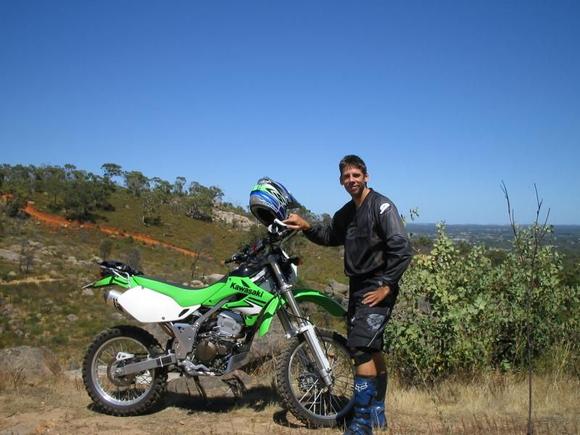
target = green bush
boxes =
[385,224,579,384]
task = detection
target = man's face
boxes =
[340,165,368,196]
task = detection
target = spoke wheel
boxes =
[82,325,167,416]
[276,329,355,427]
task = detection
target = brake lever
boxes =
[268,219,290,236]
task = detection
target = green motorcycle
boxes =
[82,222,355,427]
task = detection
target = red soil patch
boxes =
[19,201,199,258]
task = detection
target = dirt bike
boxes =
[81,220,355,427]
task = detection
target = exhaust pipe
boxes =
[104,289,125,313]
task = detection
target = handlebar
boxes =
[224,220,297,265]
[98,260,142,276]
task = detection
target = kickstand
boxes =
[193,376,207,401]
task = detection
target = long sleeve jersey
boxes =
[304,189,412,288]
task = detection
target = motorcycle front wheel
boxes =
[276,329,355,428]
[82,325,167,416]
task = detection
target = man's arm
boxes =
[377,204,413,287]
[284,213,343,246]
[363,204,413,307]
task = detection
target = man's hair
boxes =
[339,154,367,176]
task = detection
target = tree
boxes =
[184,182,223,222]
[173,176,187,196]
[151,177,172,203]
[62,170,111,221]
[2,164,34,197]
[19,240,34,273]
[501,182,553,435]
[101,163,123,197]
[124,171,150,197]
[101,163,123,182]
[30,165,47,193]
[63,164,77,181]
[141,190,162,226]
[41,165,66,210]
[0,164,7,190]
[3,194,27,218]
[191,235,214,280]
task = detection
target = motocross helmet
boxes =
[249,178,298,226]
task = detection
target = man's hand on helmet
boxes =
[283,213,312,231]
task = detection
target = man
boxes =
[284,155,412,435]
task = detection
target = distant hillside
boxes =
[408,223,580,251]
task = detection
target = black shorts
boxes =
[346,277,397,352]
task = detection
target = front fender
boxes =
[293,288,346,317]
[257,288,346,337]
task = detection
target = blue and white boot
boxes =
[344,376,376,435]
[370,371,387,430]
[370,400,386,430]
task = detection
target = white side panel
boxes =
[231,301,262,316]
[117,286,200,323]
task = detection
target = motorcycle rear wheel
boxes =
[276,329,355,427]
[82,325,167,416]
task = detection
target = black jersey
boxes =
[304,189,412,288]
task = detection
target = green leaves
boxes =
[385,224,578,385]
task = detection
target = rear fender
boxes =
[88,275,132,289]
[256,288,346,337]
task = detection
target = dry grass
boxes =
[0,370,578,434]
[389,372,579,434]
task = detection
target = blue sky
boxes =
[1,1,579,224]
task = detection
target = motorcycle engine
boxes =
[194,311,245,366]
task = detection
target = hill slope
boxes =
[0,192,347,363]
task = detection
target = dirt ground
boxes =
[0,370,578,435]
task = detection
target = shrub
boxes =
[385,224,579,384]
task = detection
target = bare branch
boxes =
[532,184,551,244]
[501,181,552,435]
[501,180,518,237]
[534,183,543,226]
[542,208,551,228]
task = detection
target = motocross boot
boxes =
[344,375,376,435]
[370,372,387,429]
[370,401,386,430]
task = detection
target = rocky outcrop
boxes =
[203,273,225,284]
[0,248,19,262]
[212,209,255,230]
[0,346,61,384]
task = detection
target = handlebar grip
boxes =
[225,253,246,264]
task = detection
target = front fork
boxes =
[270,261,333,388]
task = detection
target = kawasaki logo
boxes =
[230,281,264,298]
